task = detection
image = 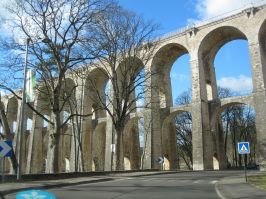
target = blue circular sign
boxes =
[16,189,56,199]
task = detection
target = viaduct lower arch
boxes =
[1,4,266,173]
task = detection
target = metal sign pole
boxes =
[238,142,250,183]
[244,154,247,183]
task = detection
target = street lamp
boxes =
[17,38,30,180]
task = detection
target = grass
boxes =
[248,175,266,189]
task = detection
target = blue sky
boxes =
[118,0,266,102]
[118,0,197,35]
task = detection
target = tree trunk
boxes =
[76,116,85,172]
[224,121,229,161]
[71,117,84,172]
[115,128,124,170]
[46,111,61,173]
[233,126,238,167]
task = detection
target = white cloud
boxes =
[217,75,253,93]
[0,0,12,19]
[194,0,266,20]
[0,0,30,43]
[0,0,73,44]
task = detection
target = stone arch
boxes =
[213,101,256,169]
[124,157,131,170]
[163,156,170,170]
[199,26,247,60]
[219,101,254,115]
[26,77,76,174]
[116,57,145,113]
[259,17,266,41]
[123,116,141,170]
[58,78,76,172]
[255,16,266,172]
[83,67,109,171]
[210,97,255,131]
[212,100,242,170]
[62,78,77,108]
[161,109,192,170]
[25,90,51,174]
[198,26,248,100]
[65,158,70,172]
[107,57,145,171]
[84,67,109,117]
[151,43,190,108]
[213,153,219,170]
[258,18,266,88]
[36,78,77,113]
[92,121,106,171]
[117,56,144,74]
[92,160,96,171]
[116,56,145,87]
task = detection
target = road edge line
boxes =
[215,181,227,199]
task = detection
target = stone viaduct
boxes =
[1,4,266,173]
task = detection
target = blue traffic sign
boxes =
[16,190,56,199]
[0,140,13,157]
[238,142,250,154]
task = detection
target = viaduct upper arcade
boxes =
[1,4,266,173]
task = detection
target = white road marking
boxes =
[214,181,227,199]
[211,180,218,184]
[193,180,202,184]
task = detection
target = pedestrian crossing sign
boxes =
[238,142,250,154]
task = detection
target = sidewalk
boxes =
[216,172,266,199]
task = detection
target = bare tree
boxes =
[174,90,192,169]
[66,77,86,172]
[221,104,256,167]
[218,87,234,166]
[218,87,256,168]
[84,5,159,170]
[138,116,151,170]
[0,0,112,173]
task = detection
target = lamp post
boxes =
[17,38,30,180]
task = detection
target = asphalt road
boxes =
[5,171,243,199]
